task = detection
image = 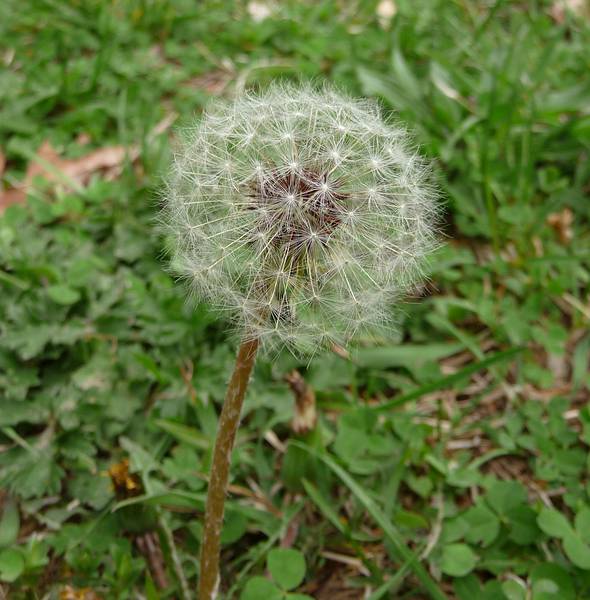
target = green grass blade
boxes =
[367,559,413,600]
[371,347,524,413]
[226,502,304,599]
[292,442,447,600]
[302,478,347,535]
[152,418,210,450]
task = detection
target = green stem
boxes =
[199,337,259,600]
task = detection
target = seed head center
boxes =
[248,167,347,255]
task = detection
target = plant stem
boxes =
[158,512,191,600]
[199,337,259,600]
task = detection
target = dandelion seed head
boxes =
[164,83,440,354]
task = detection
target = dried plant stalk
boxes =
[285,369,317,434]
[199,337,259,600]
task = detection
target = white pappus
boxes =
[164,83,440,355]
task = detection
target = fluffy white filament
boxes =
[164,83,439,354]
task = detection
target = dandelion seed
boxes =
[163,82,440,356]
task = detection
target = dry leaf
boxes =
[0,188,25,212]
[76,132,92,146]
[136,531,169,589]
[60,586,102,600]
[187,70,232,95]
[25,140,63,183]
[331,342,350,360]
[0,141,138,213]
[550,0,589,22]
[150,112,178,138]
[279,517,300,548]
[50,143,137,185]
[285,370,317,434]
[376,0,397,28]
[248,1,273,22]
[0,142,59,211]
[547,207,574,244]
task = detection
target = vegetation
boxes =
[0,1,589,598]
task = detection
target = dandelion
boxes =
[163,83,439,599]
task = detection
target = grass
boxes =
[0,0,589,598]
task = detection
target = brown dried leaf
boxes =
[26,140,62,182]
[304,561,365,600]
[547,207,574,244]
[376,0,397,28]
[150,112,178,137]
[0,140,138,213]
[60,586,103,600]
[76,133,92,146]
[550,0,589,22]
[0,188,26,211]
[186,70,232,95]
[285,370,317,434]
[136,531,169,589]
[56,145,136,184]
[331,342,350,360]
[280,517,300,548]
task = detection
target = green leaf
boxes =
[572,336,590,391]
[463,504,500,547]
[486,481,527,516]
[440,544,477,577]
[356,67,407,110]
[502,579,526,600]
[395,510,429,530]
[507,505,539,546]
[453,574,481,600]
[8,451,64,499]
[537,508,572,538]
[292,442,447,600]
[391,47,422,101]
[0,548,24,582]
[366,555,415,600]
[481,580,509,599]
[240,576,282,600]
[120,437,157,474]
[221,511,247,545]
[530,563,574,600]
[442,516,470,544]
[574,506,590,543]
[161,445,204,492]
[0,499,20,548]
[302,479,347,535]
[405,474,433,498]
[267,548,306,591]
[562,531,590,570]
[145,573,161,600]
[2,325,58,360]
[372,348,524,412]
[354,343,462,375]
[67,472,113,510]
[281,441,324,493]
[46,284,81,305]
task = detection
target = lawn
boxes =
[0,1,589,598]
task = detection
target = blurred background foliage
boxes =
[0,0,589,598]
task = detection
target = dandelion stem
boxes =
[199,336,259,600]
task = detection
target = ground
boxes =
[0,1,589,599]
